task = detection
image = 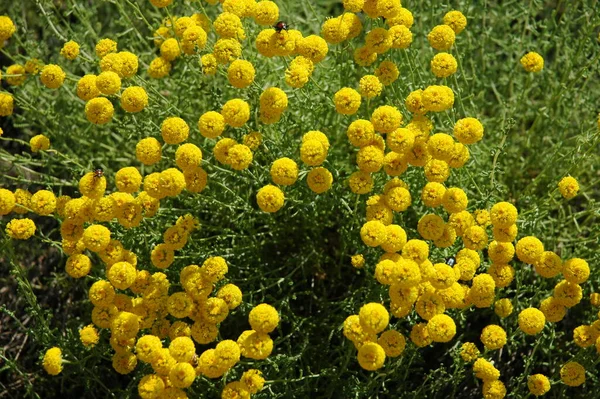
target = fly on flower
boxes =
[273,21,288,33]
[93,168,104,179]
[445,256,456,266]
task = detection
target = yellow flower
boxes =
[348,171,373,194]
[454,117,484,144]
[43,347,63,375]
[321,17,349,44]
[300,139,327,166]
[222,382,250,399]
[253,1,279,25]
[213,38,242,64]
[40,64,66,89]
[60,40,80,60]
[427,25,456,50]
[307,167,333,194]
[6,218,36,239]
[95,38,117,58]
[0,92,14,116]
[138,374,165,399]
[227,59,256,88]
[518,307,545,335]
[528,374,550,396]
[460,342,480,362]
[422,85,454,112]
[553,280,582,308]
[560,361,585,387]
[443,10,467,34]
[359,75,383,98]
[473,358,500,381]
[82,224,111,252]
[297,35,329,63]
[168,337,195,364]
[65,253,92,278]
[410,322,433,347]
[371,105,402,134]
[482,380,506,399]
[271,158,298,186]
[159,38,181,62]
[480,325,507,350]
[79,172,106,199]
[365,27,392,53]
[334,87,361,115]
[357,342,386,371]
[0,188,16,215]
[77,75,100,101]
[79,324,99,347]
[6,64,26,86]
[85,97,114,124]
[427,314,456,342]
[558,176,579,199]
[442,187,468,213]
[353,46,378,67]
[148,56,171,79]
[217,284,243,310]
[256,184,285,213]
[521,51,544,72]
[562,258,589,284]
[431,52,457,78]
[221,98,250,127]
[107,261,136,289]
[136,137,162,165]
[516,236,544,264]
[375,60,399,86]
[30,190,56,215]
[161,117,189,145]
[30,134,51,152]
[249,303,279,334]
[120,86,148,113]
[241,369,265,394]
[389,25,413,49]
[214,12,245,40]
[228,144,253,170]
[0,15,16,41]
[359,302,389,334]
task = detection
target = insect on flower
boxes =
[273,21,288,33]
[445,256,456,266]
[93,168,104,179]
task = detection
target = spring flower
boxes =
[0,15,16,41]
[321,17,349,44]
[443,11,467,34]
[148,57,172,78]
[6,64,26,86]
[353,46,378,67]
[558,176,579,199]
[59,40,79,60]
[248,304,279,334]
[460,342,480,362]
[307,167,333,194]
[388,25,412,49]
[222,99,250,127]
[297,35,329,63]
[482,380,506,399]
[120,86,148,113]
[0,189,16,215]
[427,25,456,50]
[40,64,66,89]
[431,52,458,78]
[473,358,500,381]
[422,85,454,112]
[371,105,402,134]
[270,158,298,186]
[30,134,51,152]
[375,60,399,86]
[254,1,279,25]
[521,52,544,72]
[301,139,327,166]
[138,374,165,399]
[6,218,36,239]
[560,361,585,387]
[96,71,121,96]
[359,303,389,334]
[0,92,14,116]
[213,38,242,64]
[357,342,386,371]
[85,97,114,124]
[161,117,189,145]
[107,261,136,289]
[136,137,162,165]
[334,87,361,115]
[365,28,391,53]
[214,12,245,40]
[468,274,495,308]
[553,280,582,308]
[516,236,544,264]
[227,59,255,88]
[30,190,56,215]
[238,330,274,360]
[256,184,285,213]
[518,308,545,335]
[228,144,253,170]
[480,325,507,350]
[79,325,99,347]
[359,75,383,98]
[562,258,589,284]
[43,347,63,375]
[427,314,456,342]
[528,374,550,396]
[77,75,100,101]
[410,323,433,347]
[65,254,92,278]
[222,382,250,399]
[82,225,111,255]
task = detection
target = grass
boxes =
[0,0,599,398]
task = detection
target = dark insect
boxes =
[274,21,288,33]
[191,354,198,368]
[93,168,104,179]
[445,256,456,267]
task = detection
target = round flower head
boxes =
[214,12,245,40]
[222,99,250,127]
[30,134,51,153]
[161,117,189,145]
[334,87,361,115]
[85,97,114,124]
[490,201,518,228]
[120,86,148,113]
[228,59,255,88]
[356,145,384,173]
[6,64,26,86]
[238,330,273,360]
[198,111,226,139]
[480,325,507,350]
[76,75,100,101]
[427,25,455,50]
[107,261,136,289]
[558,176,579,199]
[560,361,585,387]
[374,60,399,86]
[321,16,349,44]
[0,189,16,216]
[256,185,285,213]
[386,7,413,28]
[138,374,165,399]
[353,46,377,67]
[222,381,250,399]
[454,117,484,144]
[254,1,279,25]
[0,16,16,41]
[148,56,172,79]
[359,75,383,98]
[426,314,456,342]
[488,241,515,264]
[271,158,298,186]
[349,171,374,194]
[228,144,253,170]
[553,280,583,308]
[460,342,480,362]
[0,92,15,116]
[518,307,545,335]
[307,167,333,194]
[521,52,544,72]
[359,303,389,334]
[136,137,162,165]
[516,236,544,264]
[422,85,454,112]
[43,347,63,375]
[473,358,500,381]
[300,139,327,166]
[82,224,111,252]
[357,342,386,371]
[371,105,402,134]
[40,64,66,89]
[562,258,589,284]
[431,52,457,78]
[528,374,550,396]
[30,190,56,216]
[410,323,433,347]
[388,25,413,49]
[213,38,242,64]
[297,34,329,63]
[96,71,121,95]
[377,330,405,358]
[160,38,181,61]
[249,303,279,334]
[66,253,92,278]
[360,220,387,247]
[443,10,467,34]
